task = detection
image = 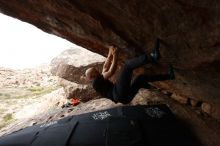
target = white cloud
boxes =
[0,13,76,69]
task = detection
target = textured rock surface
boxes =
[59,78,100,102]
[51,48,105,101]
[50,47,105,75]
[50,47,105,84]
[54,63,103,84]
[0,1,220,118]
[201,102,212,115]
[171,93,189,104]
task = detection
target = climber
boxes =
[85,39,175,104]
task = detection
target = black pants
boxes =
[113,54,171,104]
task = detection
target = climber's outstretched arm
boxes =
[102,46,118,79]
[102,47,113,74]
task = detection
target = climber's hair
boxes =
[111,44,117,48]
[106,44,117,48]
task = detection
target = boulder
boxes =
[63,84,99,102]
[59,78,100,102]
[201,102,212,115]
[50,48,105,75]
[171,93,189,104]
[50,48,105,100]
[50,48,105,84]
[201,102,220,120]
[190,98,200,107]
[55,63,103,84]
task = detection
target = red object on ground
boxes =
[71,99,79,106]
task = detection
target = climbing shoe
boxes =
[150,38,161,63]
[168,65,175,80]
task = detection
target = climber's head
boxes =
[85,67,100,81]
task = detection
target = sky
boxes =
[0,13,76,69]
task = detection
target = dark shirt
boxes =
[92,75,115,101]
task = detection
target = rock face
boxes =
[50,47,105,75]
[50,48,105,84]
[0,1,220,118]
[50,48,105,101]
[59,78,100,102]
[54,63,103,84]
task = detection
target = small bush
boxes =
[0,122,7,130]
[3,113,13,122]
[28,86,44,92]
[0,113,13,130]
[0,93,11,99]
[0,108,5,114]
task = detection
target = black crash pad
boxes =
[0,104,198,146]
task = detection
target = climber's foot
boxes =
[150,38,161,63]
[168,65,175,80]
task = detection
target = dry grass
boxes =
[0,113,13,130]
[0,86,60,99]
[3,114,13,122]
[0,86,59,130]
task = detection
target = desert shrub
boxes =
[3,113,13,122]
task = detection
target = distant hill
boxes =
[0,64,57,88]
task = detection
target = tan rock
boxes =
[201,102,220,120]
[50,48,105,76]
[190,99,199,107]
[201,102,212,115]
[211,104,220,121]
[59,78,99,102]
[55,63,103,84]
[171,93,188,104]
[161,90,172,96]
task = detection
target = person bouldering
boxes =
[85,39,175,104]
